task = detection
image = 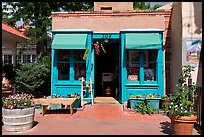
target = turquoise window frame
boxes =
[56,49,86,83]
[126,49,158,85]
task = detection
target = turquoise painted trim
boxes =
[140,50,144,84]
[120,33,125,103]
[70,50,74,81]
[51,30,93,98]
[125,33,161,49]
[92,33,120,39]
[52,34,87,49]
[125,84,159,87]
[120,30,164,103]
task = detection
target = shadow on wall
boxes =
[193,2,202,34]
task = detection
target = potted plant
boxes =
[160,95,171,109]
[2,92,35,132]
[145,93,161,110]
[67,93,81,108]
[128,94,145,109]
[164,65,197,135]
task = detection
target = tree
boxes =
[14,56,51,94]
[2,2,94,58]
[133,2,150,10]
[133,2,161,10]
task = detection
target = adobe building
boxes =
[51,2,172,104]
[170,2,202,93]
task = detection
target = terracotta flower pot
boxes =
[169,115,197,135]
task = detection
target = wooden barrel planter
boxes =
[2,107,35,132]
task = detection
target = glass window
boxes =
[58,50,70,62]
[57,50,70,80]
[126,50,158,82]
[144,50,158,81]
[4,55,12,64]
[23,55,31,63]
[16,55,21,64]
[74,50,86,80]
[126,50,140,81]
[144,63,156,81]
[58,63,70,80]
[32,55,36,62]
[57,49,86,81]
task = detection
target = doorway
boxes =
[94,41,119,98]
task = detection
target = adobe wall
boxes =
[52,14,164,32]
[52,10,172,95]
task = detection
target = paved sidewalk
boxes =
[2,104,201,135]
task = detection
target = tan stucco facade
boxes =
[171,2,202,93]
[51,3,172,95]
[52,15,164,32]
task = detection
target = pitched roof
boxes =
[2,21,30,40]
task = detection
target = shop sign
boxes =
[128,75,138,81]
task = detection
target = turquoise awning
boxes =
[52,34,87,49]
[125,33,162,49]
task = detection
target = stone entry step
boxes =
[94,97,120,104]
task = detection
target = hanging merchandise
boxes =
[100,43,106,53]
[94,41,100,55]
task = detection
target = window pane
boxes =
[144,63,156,81]
[127,63,140,81]
[23,55,31,63]
[16,55,21,64]
[32,55,36,62]
[58,50,70,62]
[58,63,70,80]
[4,55,12,64]
[74,50,85,61]
[127,50,139,62]
[74,63,86,80]
[126,50,140,81]
[144,50,158,62]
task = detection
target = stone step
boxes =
[94,97,120,104]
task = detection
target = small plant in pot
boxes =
[145,93,161,110]
[128,94,145,109]
[160,95,170,109]
[164,65,197,135]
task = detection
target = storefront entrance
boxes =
[94,41,119,98]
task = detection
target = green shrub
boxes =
[135,101,156,115]
[14,56,51,94]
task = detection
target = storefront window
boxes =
[57,49,86,81]
[74,50,86,80]
[126,50,158,82]
[144,50,157,81]
[57,50,70,80]
[126,50,140,81]
[58,63,70,80]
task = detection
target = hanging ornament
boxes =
[100,43,106,53]
[94,41,100,55]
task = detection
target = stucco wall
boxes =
[94,2,133,11]
[52,15,164,32]
[171,2,202,92]
[170,2,183,94]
